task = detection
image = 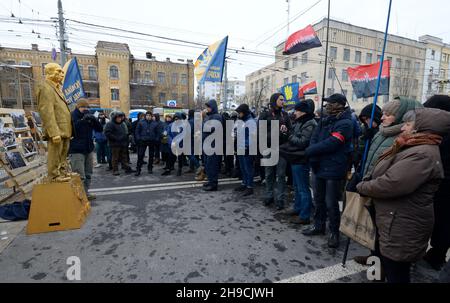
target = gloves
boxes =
[346,172,362,192]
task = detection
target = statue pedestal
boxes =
[26,174,91,235]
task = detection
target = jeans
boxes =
[313,176,342,234]
[69,152,94,192]
[95,141,108,163]
[292,164,313,221]
[136,141,155,170]
[154,142,161,160]
[381,255,411,283]
[238,155,254,188]
[205,155,220,186]
[265,156,287,207]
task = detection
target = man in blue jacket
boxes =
[302,94,354,248]
[68,99,103,199]
[203,100,223,191]
[135,111,158,176]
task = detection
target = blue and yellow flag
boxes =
[194,36,228,84]
[62,57,85,106]
[280,82,299,109]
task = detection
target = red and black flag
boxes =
[299,81,318,98]
[347,60,391,99]
[283,25,322,55]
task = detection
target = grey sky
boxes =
[1,0,449,81]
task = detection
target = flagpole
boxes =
[342,0,393,267]
[320,0,330,126]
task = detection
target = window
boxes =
[182,94,188,105]
[159,92,166,102]
[292,57,298,68]
[343,49,350,61]
[440,69,446,79]
[41,63,48,75]
[394,77,401,88]
[396,58,402,68]
[342,69,348,82]
[430,67,434,75]
[88,66,97,80]
[431,50,436,60]
[111,89,120,101]
[413,79,419,89]
[171,73,178,85]
[383,95,389,104]
[301,52,308,64]
[328,67,336,80]
[284,60,289,70]
[144,71,151,83]
[181,74,188,85]
[330,47,338,60]
[20,61,31,66]
[414,62,420,73]
[428,81,433,92]
[366,53,373,64]
[78,65,84,79]
[158,72,166,84]
[377,55,381,62]
[301,72,308,81]
[171,93,178,100]
[405,60,411,70]
[355,51,362,63]
[327,88,334,96]
[283,77,289,85]
[110,65,119,79]
[134,70,141,82]
[6,60,15,65]
[292,75,297,83]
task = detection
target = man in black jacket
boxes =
[135,111,158,176]
[104,111,135,176]
[258,93,292,210]
[68,99,103,199]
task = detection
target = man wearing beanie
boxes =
[68,99,103,200]
[234,103,257,196]
[135,111,158,176]
[355,104,382,168]
[303,93,353,248]
[258,93,292,210]
[202,99,223,191]
[280,101,317,225]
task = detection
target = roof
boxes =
[96,41,130,53]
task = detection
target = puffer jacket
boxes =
[69,108,103,154]
[104,111,129,148]
[135,119,158,142]
[305,108,353,179]
[203,100,223,148]
[258,106,292,146]
[357,108,450,262]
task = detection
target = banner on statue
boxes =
[62,57,85,106]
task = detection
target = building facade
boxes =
[419,35,450,101]
[246,18,430,112]
[0,41,195,113]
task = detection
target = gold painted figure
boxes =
[35,63,73,182]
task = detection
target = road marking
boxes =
[90,180,243,196]
[277,260,368,283]
[89,178,239,193]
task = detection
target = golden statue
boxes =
[35,63,73,182]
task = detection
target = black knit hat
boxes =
[424,95,450,112]
[359,104,382,125]
[294,101,311,114]
[323,93,347,106]
[236,103,250,115]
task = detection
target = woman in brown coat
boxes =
[357,108,450,283]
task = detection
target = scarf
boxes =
[379,123,404,137]
[378,132,443,162]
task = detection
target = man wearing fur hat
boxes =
[68,99,103,200]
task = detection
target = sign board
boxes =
[167,100,177,107]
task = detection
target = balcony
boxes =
[130,79,156,86]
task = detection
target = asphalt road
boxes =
[0,155,442,283]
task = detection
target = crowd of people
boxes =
[67,93,450,283]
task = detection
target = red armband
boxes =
[331,132,345,143]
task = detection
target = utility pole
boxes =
[223,59,228,111]
[57,0,67,66]
[286,0,290,38]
